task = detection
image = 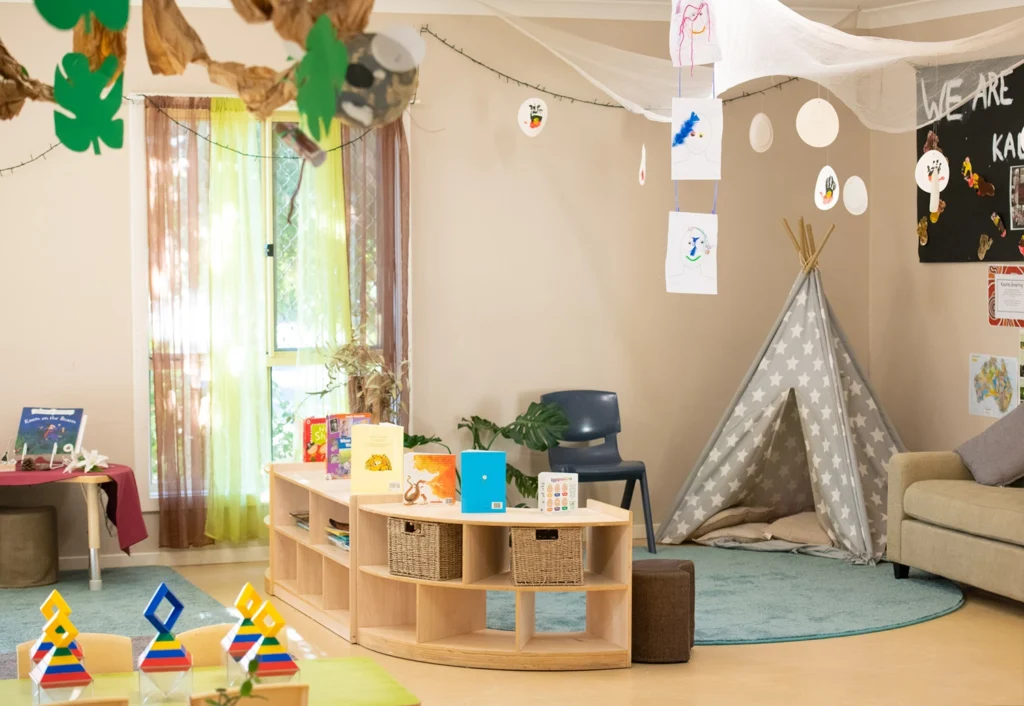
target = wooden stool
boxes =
[0,506,58,587]
[631,558,694,663]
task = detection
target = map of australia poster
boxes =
[968,353,1018,418]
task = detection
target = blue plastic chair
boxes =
[541,390,656,553]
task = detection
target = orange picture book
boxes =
[303,417,327,463]
[402,453,457,505]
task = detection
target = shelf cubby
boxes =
[268,463,400,643]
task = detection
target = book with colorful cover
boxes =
[403,453,457,505]
[16,408,85,456]
[303,417,327,463]
[460,450,506,513]
[326,413,372,479]
[351,423,404,494]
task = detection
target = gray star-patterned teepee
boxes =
[657,220,905,563]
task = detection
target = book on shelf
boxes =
[325,527,349,538]
[326,413,372,479]
[295,520,309,531]
[303,417,328,463]
[538,471,579,512]
[325,534,350,550]
[460,450,506,513]
[15,407,86,456]
[328,518,349,531]
[289,511,310,522]
[351,423,404,494]
[403,453,457,505]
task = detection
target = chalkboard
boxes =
[917,60,1024,263]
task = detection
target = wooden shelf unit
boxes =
[267,463,398,642]
[354,500,633,671]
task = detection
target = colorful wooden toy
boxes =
[240,600,299,678]
[30,591,83,663]
[138,582,192,673]
[29,597,91,690]
[222,583,265,661]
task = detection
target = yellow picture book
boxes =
[350,423,404,495]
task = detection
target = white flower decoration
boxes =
[80,449,109,473]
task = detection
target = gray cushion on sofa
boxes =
[956,405,1024,486]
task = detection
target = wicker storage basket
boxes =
[387,517,463,581]
[510,526,584,586]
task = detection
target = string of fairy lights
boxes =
[0,25,799,176]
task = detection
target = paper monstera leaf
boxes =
[53,53,124,154]
[296,15,348,143]
[35,0,129,32]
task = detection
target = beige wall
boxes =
[868,8,1024,453]
[0,5,871,560]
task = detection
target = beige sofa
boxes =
[887,452,1024,602]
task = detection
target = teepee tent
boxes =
[657,219,905,564]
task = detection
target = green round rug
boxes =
[486,545,963,644]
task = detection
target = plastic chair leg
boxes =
[639,472,656,554]
[620,478,637,510]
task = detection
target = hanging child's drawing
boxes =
[814,166,840,211]
[671,97,722,181]
[666,211,718,295]
[518,98,548,137]
[669,1,721,71]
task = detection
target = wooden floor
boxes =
[177,561,1024,706]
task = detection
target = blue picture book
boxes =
[460,450,506,513]
[15,408,85,455]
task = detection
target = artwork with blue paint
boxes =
[672,97,722,181]
[666,211,718,295]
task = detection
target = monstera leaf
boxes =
[500,402,569,452]
[35,0,129,32]
[53,53,124,154]
[295,15,348,143]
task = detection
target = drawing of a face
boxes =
[678,2,710,36]
[684,227,712,262]
[686,113,711,154]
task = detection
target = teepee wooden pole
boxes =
[798,217,810,263]
[806,223,817,255]
[803,224,837,272]
[782,219,803,261]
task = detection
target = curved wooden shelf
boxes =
[359,502,626,527]
[357,625,629,671]
[353,499,633,671]
[359,564,626,592]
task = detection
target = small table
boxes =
[0,658,419,706]
[0,465,148,591]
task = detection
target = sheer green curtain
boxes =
[290,120,352,452]
[206,98,269,542]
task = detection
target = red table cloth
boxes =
[0,464,148,554]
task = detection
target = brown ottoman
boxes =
[631,558,694,663]
[0,506,58,588]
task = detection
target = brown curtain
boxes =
[146,96,214,549]
[343,121,411,423]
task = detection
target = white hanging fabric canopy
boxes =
[484,0,1024,132]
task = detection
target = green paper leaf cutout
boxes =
[53,53,124,155]
[295,15,349,143]
[34,0,129,32]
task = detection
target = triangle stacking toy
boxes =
[222,583,265,661]
[240,599,299,678]
[138,583,193,673]
[31,591,83,663]
[29,591,91,689]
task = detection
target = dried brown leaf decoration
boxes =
[978,234,993,260]
[142,0,209,75]
[917,217,929,247]
[229,0,273,23]
[0,36,54,120]
[74,16,127,83]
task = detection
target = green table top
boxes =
[0,658,419,706]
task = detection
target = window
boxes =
[143,98,408,498]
